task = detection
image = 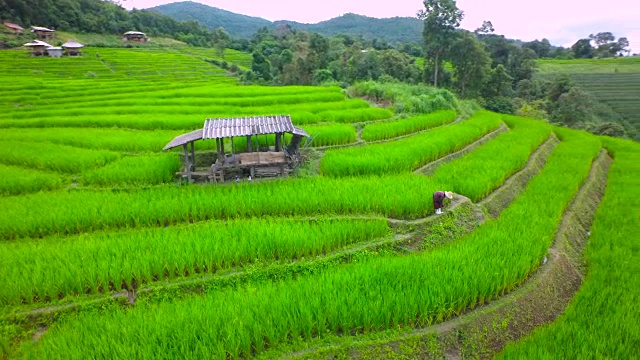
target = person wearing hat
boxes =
[433,191,453,214]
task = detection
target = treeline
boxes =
[0,0,217,46]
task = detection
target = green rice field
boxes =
[0,46,638,359]
[537,57,640,137]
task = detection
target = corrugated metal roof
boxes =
[31,26,54,32]
[163,115,309,151]
[124,31,146,36]
[163,129,203,151]
[23,40,52,47]
[4,22,23,31]
[292,127,310,137]
[203,115,297,139]
[62,41,84,48]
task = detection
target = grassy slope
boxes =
[537,57,640,135]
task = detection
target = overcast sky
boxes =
[123,0,639,53]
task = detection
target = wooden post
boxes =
[189,141,195,171]
[231,137,235,155]
[246,136,252,152]
[215,138,221,163]
[275,133,282,152]
[220,139,225,164]
[182,144,192,182]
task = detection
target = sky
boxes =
[123,0,640,53]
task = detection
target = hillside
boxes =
[150,1,423,43]
[537,57,640,139]
[148,1,271,39]
[1,47,638,360]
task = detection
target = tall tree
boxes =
[571,39,594,59]
[417,0,464,87]
[474,20,494,35]
[449,33,491,98]
[212,27,230,59]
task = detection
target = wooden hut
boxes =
[46,47,62,58]
[23,40,53,56]
[163,115,310,182]
[31,26,55,40]
[3,22,23,34]
[122,31,148,43]
[62,41,84,56]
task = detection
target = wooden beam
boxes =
[247,136,252,152]
[182,144,191,182]
[189,141,195,171]
[275,133,282,152]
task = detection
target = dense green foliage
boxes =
[501,137,639,358]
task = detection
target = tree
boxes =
[552,87,596,127]
[251,51,272,81]
[475,20,494,35]
[417,0,464,87]
[483,64,514,99]
[590,32,618,58]
[571,39,593,59]
[524,39,551,58]
[212,27,230,59]
[507,47,537,84]
[449,33,491,98]
[616,37,630,56]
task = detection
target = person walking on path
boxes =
[433,191,453,214]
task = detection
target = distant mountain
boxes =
[150,1,423,43]
[149,2,271,39]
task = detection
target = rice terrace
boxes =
[0,0,639,359]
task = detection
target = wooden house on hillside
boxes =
[23,40,53,56]
[31,26,55,40]
[62,41,84,56]
[122,31,148,43]
[3,22,23,34]
[163,115,310,182]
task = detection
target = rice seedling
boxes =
[499,136,640,359]
[0,218,388,304]
[0,128,182,152]
[82,154,181,186]
[320,111,502,177]
[0,175,437,239]
[28,129,602,359]
[361,110,457,141]
[0,140,120,174]
[0,164,64,196]
[431,115,552,201]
